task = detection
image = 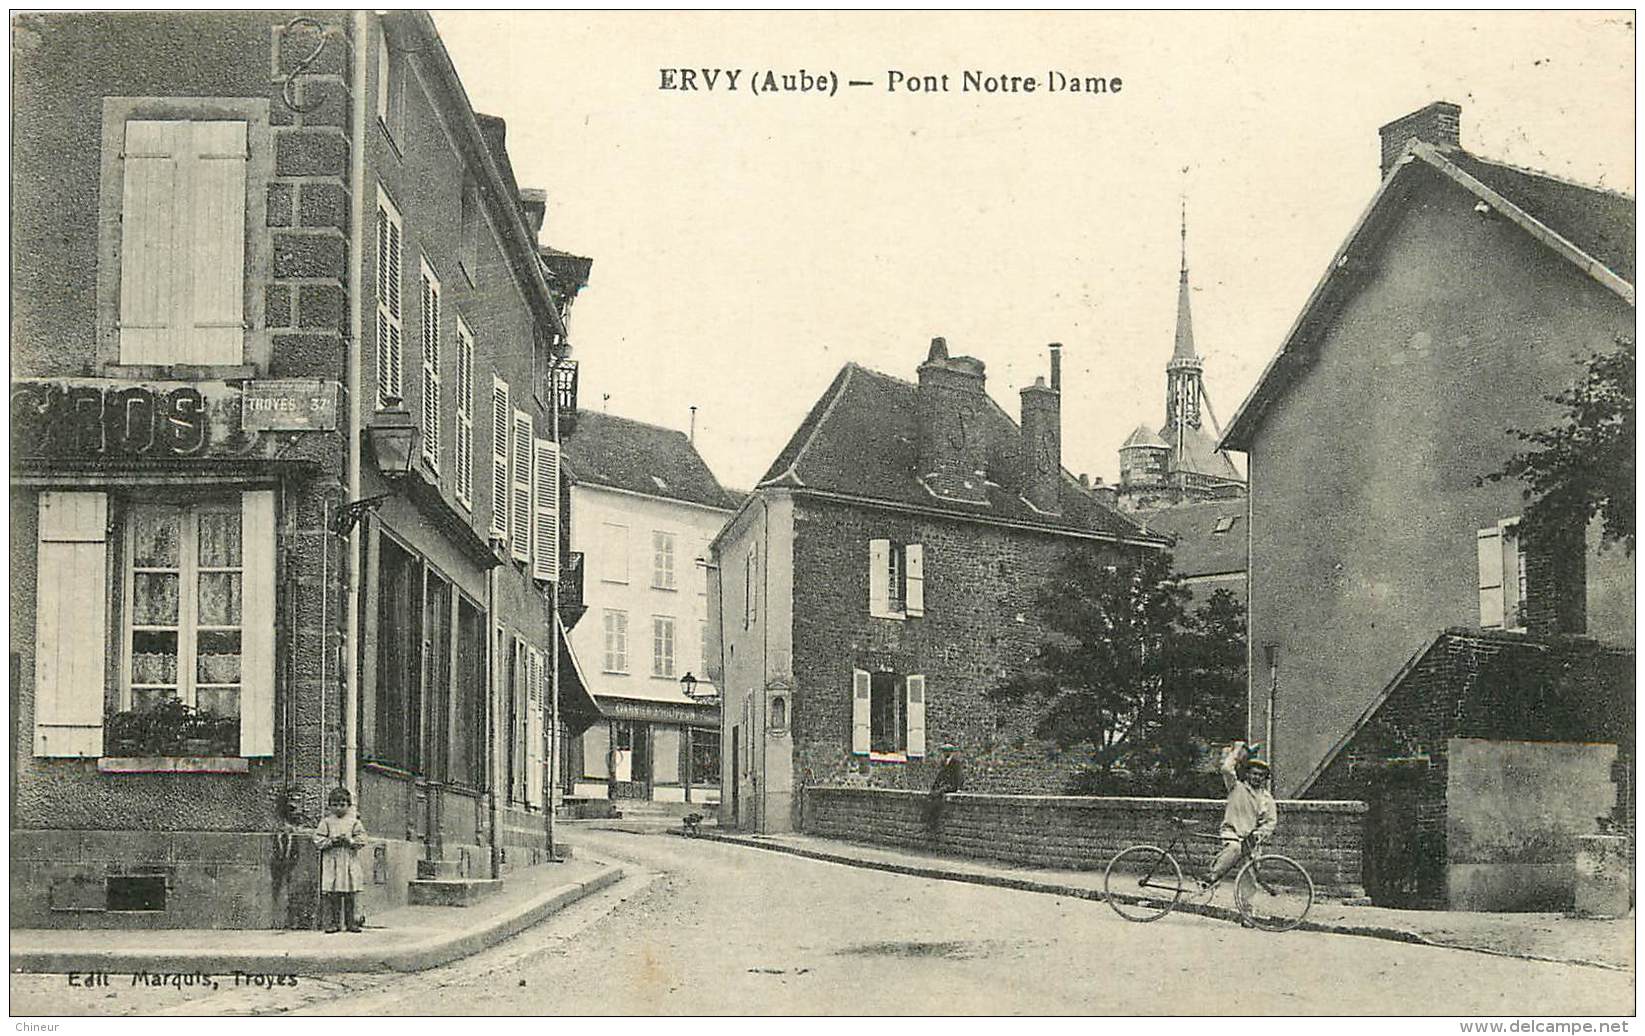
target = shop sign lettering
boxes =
[11,380,228,459]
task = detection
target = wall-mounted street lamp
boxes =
[365,409,420,479]
[331,411,420,537]
[680,671,720,706]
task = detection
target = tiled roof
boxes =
[562,410,735,510]
[1446,152,1635,284]
[1133,498,1249,580]
[758,363,1154,541]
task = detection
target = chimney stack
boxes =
[1020,346,1062,515]
[916,336,990,504]
[1378,101,1461,178]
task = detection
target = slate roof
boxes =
[1447,152,1635,284]
[1164,422,1244,483]
[758,363,1155,542]
[1222,137,1635,452]
[1122,423,1168,450]
[1133,498,1249,580]
[561,410,735,510]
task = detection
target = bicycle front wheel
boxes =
[1104,845,1184,922]
[1234,853,1314,932]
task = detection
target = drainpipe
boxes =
[343,9,369,799]
[487,566,501,879]
[547,353,561,860]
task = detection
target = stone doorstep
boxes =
[406,878,505,907]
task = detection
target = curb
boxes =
[693,832,1627,972]
[9,864,625,977]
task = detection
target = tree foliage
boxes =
[989,547,1247,792]
[1485,335,1634,554]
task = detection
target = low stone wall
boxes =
[803,787,1368,899]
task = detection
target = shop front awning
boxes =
[554,613,604,737]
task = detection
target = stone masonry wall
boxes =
[804,786,1367,899]
[789,495,1132,813]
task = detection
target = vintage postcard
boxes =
[7,9,1635,1026]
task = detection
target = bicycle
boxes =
[1103,815,1315,931]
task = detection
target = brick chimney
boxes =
[1379,101,1461,178]
[1020,345,1062,514]
[916,336,990,504]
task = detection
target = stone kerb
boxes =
[803,786,1368,899]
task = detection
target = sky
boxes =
[434,11,1634,492]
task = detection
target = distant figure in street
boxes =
[1201,741,1276,889]
[314,786,368,933]
[925,743,966,835]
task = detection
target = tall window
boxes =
[870,539,924,619]
[602,609,629,673]
[452,596,487,787]
[375,32,404,143]
[458,178,479,282]
[419,259,442,470]
[373,536,423,771]
[652,616,675,678]
[118,120,248,365]
[869,671,903,754]
[453,319,475,508]
[600,523,629,584]
[375,189,404,406]
[125,501,244,723]
[652,531,676,589]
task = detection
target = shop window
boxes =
[452,595,487,788]
[690,728,720,786]
[372,536,423,771]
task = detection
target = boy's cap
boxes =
[940,743,959,751]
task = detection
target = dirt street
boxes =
[11,828,1634,1016]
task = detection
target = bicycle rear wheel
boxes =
[1104,845,1184,922]
[1233,853,1314,932]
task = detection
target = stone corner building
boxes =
[11,10,600,930]
[709,338,1167,833]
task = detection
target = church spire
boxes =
[1172,196,1197,363]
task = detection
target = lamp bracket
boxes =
[330,493,391,537]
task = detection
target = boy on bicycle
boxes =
[1200,741,1276,889]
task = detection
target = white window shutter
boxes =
[34,492,108,758]
[454,323,474,507]
[905,674,926,758]
[490,377,510,541]
[868,539,891,617]
[186,120,247,365]
[240,490,276,756]
[119,120,181,363]
[905,543,925,617]
[851,669,871,755]
[511,410,533,563]
[376,193,404,406]
[419,264,441,470]
[533,438,561,583]
[526,648,544,807]
[1477,526,1504,628]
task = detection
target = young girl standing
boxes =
[313,786,367,933]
